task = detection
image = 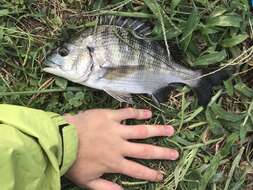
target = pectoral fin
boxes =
[104,89,134,104]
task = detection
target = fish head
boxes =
[43,42,93,83]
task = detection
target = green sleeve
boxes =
[0,104,78,190]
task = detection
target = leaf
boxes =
[152,24,182,40]
[208,89,223,107]
[199,133,239,190]
[0,9,9,17]
[71,92,85,107]
[0,28,4,41]
[230,0,250,11]
[174,148,198,188]
[171,0,181,10]
[172,135,194,146]
[180,35,192,52]
[207,15,242,27]
[225,146,244,190]
[235,82,253,98]
[221,34,248,48]
[198,153,222,190]
[211,103,245,122]
[224,79,234,96]
[143,0,169,24]
[184,107,204,123]
[230,170,247,190]
[180,7,200,51]
[220,133,239,157]
[195,50,227,66]
[211,6,227,17]
[206,107,225,135]
[143,0,178,50]
[55,77,68,89]
[93,0,104,9]
[201,25,219,35]
[195,0,208,6]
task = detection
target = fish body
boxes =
[44,19,228,106]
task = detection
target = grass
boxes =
[0,0,253,189]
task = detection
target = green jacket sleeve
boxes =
[0,104,78,190]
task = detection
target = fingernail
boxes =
[171,150,179,160]
[166,126,174,136]
[157,173,164,181]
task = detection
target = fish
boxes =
[43,17,229,106]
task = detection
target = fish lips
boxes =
[43,60,61,73]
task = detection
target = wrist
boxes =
[63,114,75,125]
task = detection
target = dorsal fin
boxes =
[97,16,154,38]
[94,16,186,65]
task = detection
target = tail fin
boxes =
[195,69,231,106]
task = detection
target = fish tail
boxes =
[195,69,231,106]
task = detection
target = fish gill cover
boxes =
[0,0,253,190]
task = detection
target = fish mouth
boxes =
[43,59,61,73]
[44,59,59,67]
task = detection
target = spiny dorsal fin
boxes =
[97,16,153,38]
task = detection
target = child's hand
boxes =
[64,108,179,190]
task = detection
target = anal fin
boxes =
[104,89,134,104]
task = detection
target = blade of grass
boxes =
[235,82,253,98]
[207,15,242,27]
[224,147,245,190]
[221,34,248,48]
[183,137,223,150]
[174,148,199,188]
[2,59,37,79]
[143,0,176,60]
[198,133,239,190]
[180,6,200,51]
[194,50,227,66]
[211,103,246,122]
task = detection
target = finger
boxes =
[112,108,152,122]
[85,178,123,190]
[120,124,174,139]
[119,159,163,182]
[123,142,179,160]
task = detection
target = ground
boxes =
[0,0,253,190]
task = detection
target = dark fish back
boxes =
[92,26,171,71]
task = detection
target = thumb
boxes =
[85,178,123,190]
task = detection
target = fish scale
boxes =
[88,26,198,89]
[93,26,170,70]
[44,17,230,106]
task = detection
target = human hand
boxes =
[64,108,179,190]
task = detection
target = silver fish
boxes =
[44,18,228,106]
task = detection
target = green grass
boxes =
[0,0,253,189]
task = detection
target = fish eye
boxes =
[58,47,69,57]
